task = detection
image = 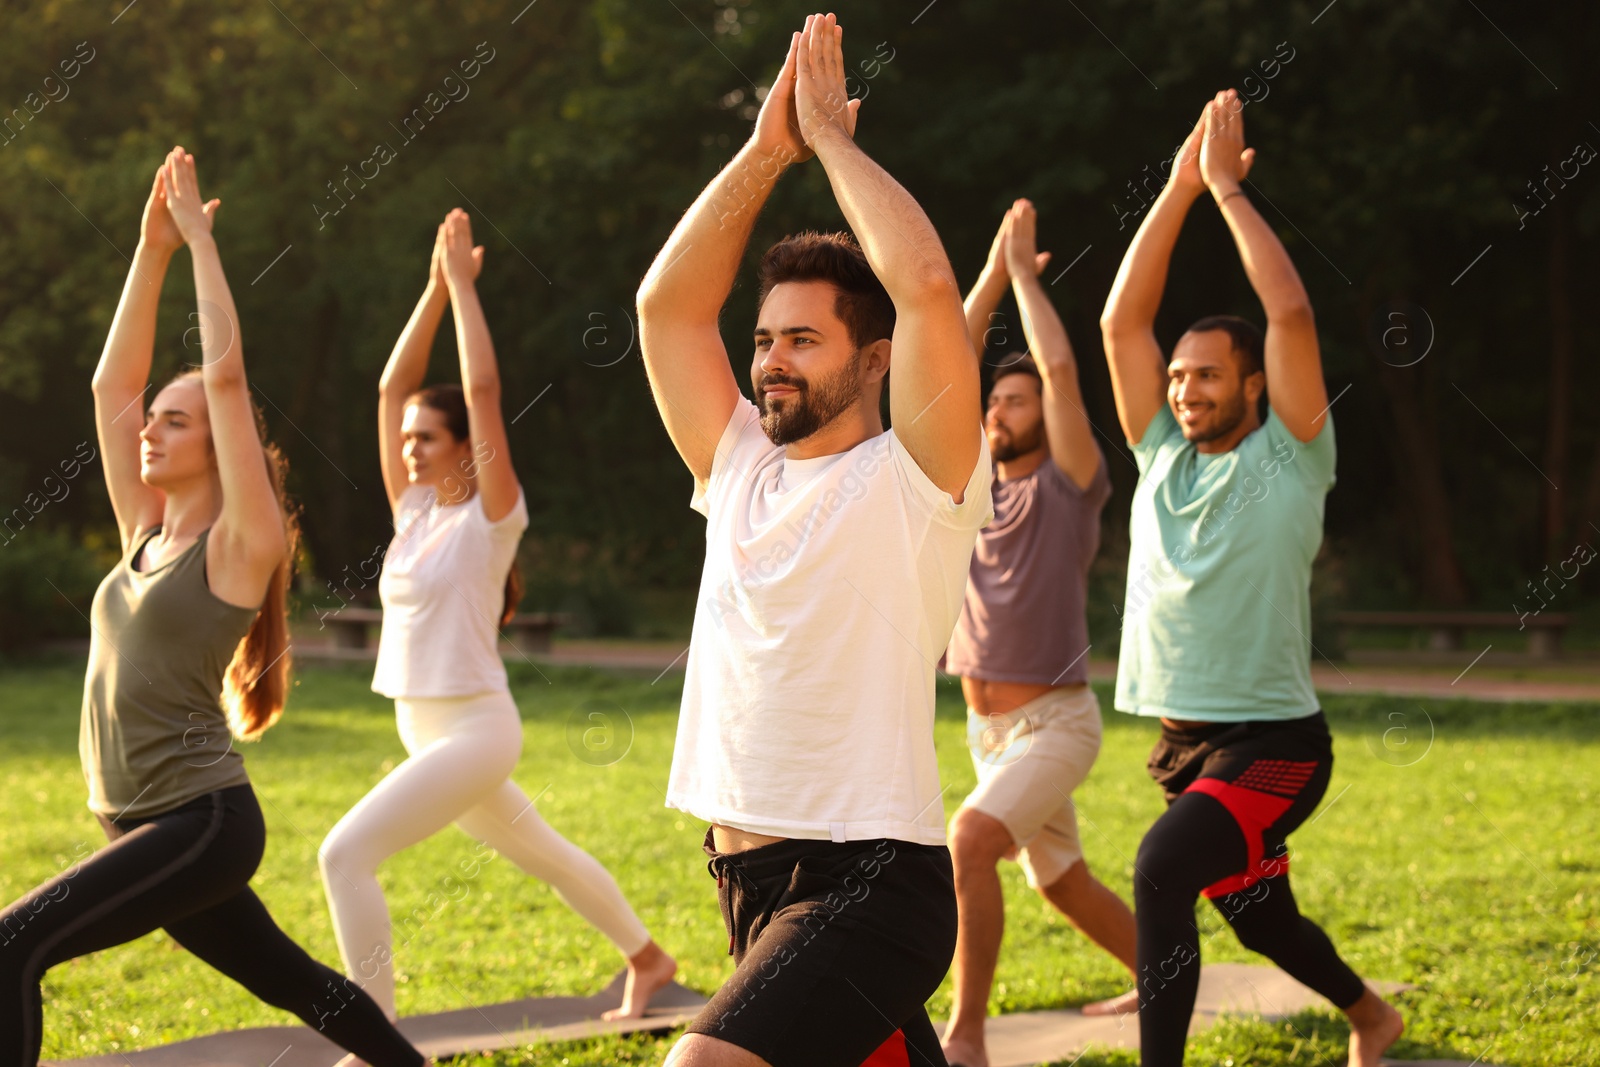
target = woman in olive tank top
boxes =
[0,149,423,1067]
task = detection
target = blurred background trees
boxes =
[1,0,1594,645]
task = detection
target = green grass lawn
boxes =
[2,656,1596,1066]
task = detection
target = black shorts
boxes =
[684,830,957,1067]
[1145,711,1333,899]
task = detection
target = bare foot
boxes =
[1081,988,1140,1016]
[601,940,678,1020]
[939,1032,989,1067]
[1345,987,1404,1067]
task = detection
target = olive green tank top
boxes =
[79,527,258,820]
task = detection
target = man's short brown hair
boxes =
[756,231,896,350]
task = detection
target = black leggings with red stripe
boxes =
[0,785,422,1067]
[1133,712,1366,1066]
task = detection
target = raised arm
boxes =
[963,208,1053,363]
[378,224,450,509]
[161,148,285,607]
[797,14,978,497]
[636,34,829,485]
[1099,109,1208,445]
[439,208,518,522]
[91,166,182,550]
[963,219,1011,361]
[1003,201,1100,489]
[1201,89,1327,441]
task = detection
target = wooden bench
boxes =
[318,607,568,653]
[1331,610,1572,659]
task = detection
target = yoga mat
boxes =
[54,970,707,1067]
[56,963,1494,1067]
[937,962,1487,1067]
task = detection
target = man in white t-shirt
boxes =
[638,15,992,1067]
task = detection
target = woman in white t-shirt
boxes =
[318,209,675,1023]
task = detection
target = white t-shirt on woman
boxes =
[372,484,528,699]
[668,397,993,846]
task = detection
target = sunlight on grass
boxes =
[1,657,1595,1065]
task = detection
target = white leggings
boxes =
[318,690,651,1017]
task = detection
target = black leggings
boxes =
[0,785,423,1067]
[1133,714,1366,1066]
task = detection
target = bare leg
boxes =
[1344,986,1404,1067]
[602,938,679,1020]
[664,1033,772,1065]
[942,808,1016,1067]
[1036,859,1139,1015]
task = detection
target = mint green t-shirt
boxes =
[1115,404,1335,721]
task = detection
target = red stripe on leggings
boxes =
[1186,778,1293,899]
[861,1029,910,1067]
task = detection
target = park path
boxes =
[285,631,1600,704]
[528,640,1600,704]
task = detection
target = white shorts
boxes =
[961,686,1103,889]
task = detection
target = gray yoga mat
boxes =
[936,962,1487,1067]
[54,970,707,1067]
[57,963,1490,1067]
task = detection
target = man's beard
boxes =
[758,348,865,445]
[1182,387,1248,444]
[990,421,1044,462]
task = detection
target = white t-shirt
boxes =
[372,484,529,699]
[667,397,993,846]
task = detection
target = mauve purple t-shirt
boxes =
[944,452,1111,685]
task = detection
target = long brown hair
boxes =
[173,369,300,741]
[406,383,523,626]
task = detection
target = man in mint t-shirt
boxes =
[1100,91,1404,1067]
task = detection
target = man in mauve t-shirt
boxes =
[637,16,992,1067]
[940,201,1139,1067]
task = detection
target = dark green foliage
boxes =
[0,1,1595,621]
[0,527,113,650]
